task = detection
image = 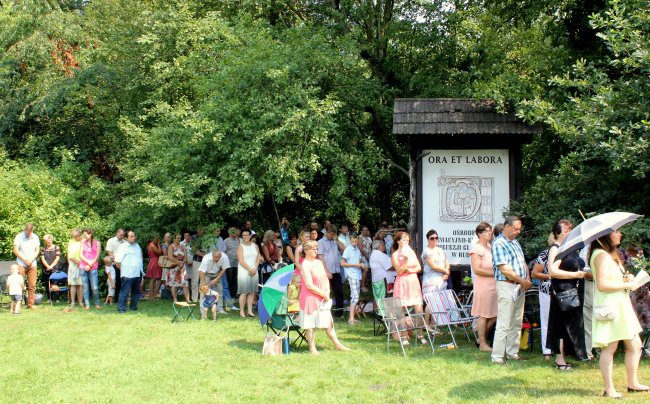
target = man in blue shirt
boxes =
[114,230,144,313]
[491,216,532,364]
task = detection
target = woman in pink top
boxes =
[299,240,350,354]
[469,222,497,352]
[79,228,102,309]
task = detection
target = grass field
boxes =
[1,300,648,403]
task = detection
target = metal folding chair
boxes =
[423,289,478,347]
[379,296,435,356]
[172,301,197,323]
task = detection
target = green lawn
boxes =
[1,300,648,403]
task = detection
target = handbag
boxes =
[555,288,580,311]
[594,305,616,321]
[262,333,283,356]
[158,256,174,268]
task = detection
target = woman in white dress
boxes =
[237,229,261,318]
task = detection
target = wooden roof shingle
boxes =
[393,98,542,135]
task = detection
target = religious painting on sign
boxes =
[421,149,510,265]
[438,171,493,223]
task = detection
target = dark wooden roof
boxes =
[393,98,542,135]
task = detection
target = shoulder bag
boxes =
[262,333,283,356]
[554,287,580,311]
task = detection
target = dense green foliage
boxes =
[1,0,648,259]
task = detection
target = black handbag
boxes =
[555,288,580,311]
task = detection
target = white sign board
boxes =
[421,149,510,265]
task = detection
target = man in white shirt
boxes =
[13,223,40,309]
[105,228,125,297]
[198,251,230,314]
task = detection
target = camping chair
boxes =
[172,301,198,323]
[371,280,388,336]
[423,289,477,348]
[379,296,435,356]
[266,295,306,350]
[48,271,70,305]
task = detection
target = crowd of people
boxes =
[7,215,648,396]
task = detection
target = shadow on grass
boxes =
[448,377,593,400]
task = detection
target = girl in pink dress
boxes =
[391,232,426,345]
[469,222,497,352]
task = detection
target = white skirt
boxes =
[300,299,333,329]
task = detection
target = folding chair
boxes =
[48,271,70,305]
[371,279,388,336]
[266,296,306,350]
[423,289,477,347]
[0,261,12,309]
[172,301,197,323]
[379,296,435,356]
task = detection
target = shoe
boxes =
[555,362,573,371]
[217,308,227,314]
[491,359,506,365]
[347,320,357,326]
[95,305,102,309]
[509,354,526,361]
[247,313,255,318]
[231,305,239,310]
[224,306,231,312]
[603,391,622,399]
[627,387,649,393]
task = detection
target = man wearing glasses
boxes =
[318,224,346,318]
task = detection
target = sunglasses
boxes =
[428,236,439,240]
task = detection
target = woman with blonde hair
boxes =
[261,230,279,284]
[40,234,61,302]
[299,240,349,354]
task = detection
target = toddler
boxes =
[199,283,220,321]
[104,256,115,305]
[287,274,301,313]
[6,264,25,314]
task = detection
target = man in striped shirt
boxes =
[491,216,532,364]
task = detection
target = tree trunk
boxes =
[407,144,417,250]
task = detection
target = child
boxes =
[287,274,301,313]
[341,234,366,325]
[6,264,25,314]
[104,256,115,305]
[199,283,220,321]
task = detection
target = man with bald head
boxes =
[13,223,40,308]
[198,250,230,315]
